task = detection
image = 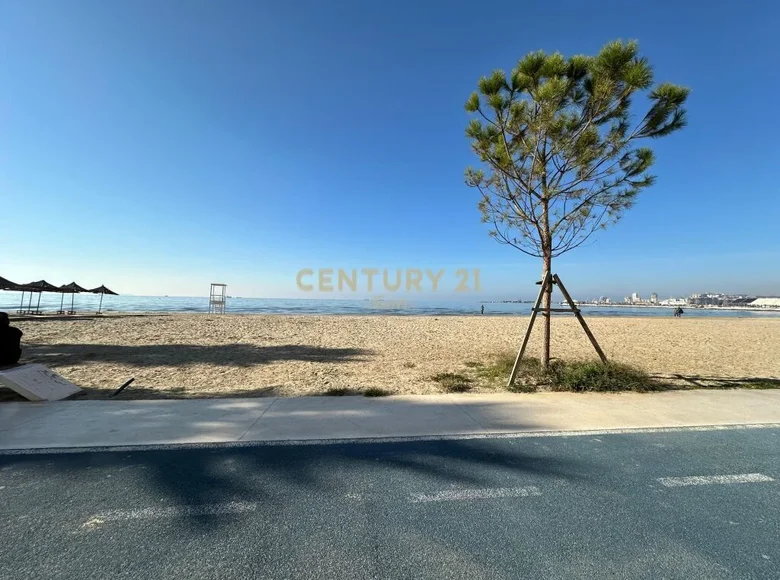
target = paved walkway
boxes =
[2,389,780,450]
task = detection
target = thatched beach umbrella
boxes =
[0,276,20,290]
[58,282,88,314]
[0,276,24,313]
[2,276,31,314]
[89,285,118,314]
[23,280,61,314]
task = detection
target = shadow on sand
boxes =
[0,343,374,401]
[651,373,780,390]
[22,343,373,368]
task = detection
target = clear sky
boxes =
[2,0,778,300]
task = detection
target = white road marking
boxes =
[410,486,541,503]
[81,501,257,527]
[658,473,774,487]
[82,517,106,530]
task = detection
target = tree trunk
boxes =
[540,188,552,369]
[541,251,552,369]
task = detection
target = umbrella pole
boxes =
[36,292,42,314]
[19,291,25,314]
[27,292,33,314]
[98,293,104,314]
[71,293,75,314]
[60,293,65,314]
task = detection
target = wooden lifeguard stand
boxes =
[209,283,227,314]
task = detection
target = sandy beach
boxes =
[3,313,778,400]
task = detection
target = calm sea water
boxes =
[1,291,778,318]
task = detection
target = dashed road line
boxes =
[81,501,257,528]
[410,486,541,503]
[658,473,774,487]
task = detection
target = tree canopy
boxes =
[465,39,689,259]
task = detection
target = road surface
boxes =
[1,426,779,579]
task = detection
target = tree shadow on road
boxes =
[0,420,592,534]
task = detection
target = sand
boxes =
[6,314,780,399]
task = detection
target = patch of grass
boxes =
[364,387,390,397]
[402,361,416,369]
[463,361,483,369]
[431,372,473,393]
[469,354,779,394]
[475,353,517,381]
[322,387,354,396]
[479,355,661,393]
[547,360,662,393]
[503,358,550,393]
[446,383,472,393]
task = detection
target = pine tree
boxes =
[465,39,688,367]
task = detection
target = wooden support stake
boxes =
[507,272,551,386]
[553,274,608,363]
[507,272,608,386]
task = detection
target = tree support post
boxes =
[553,274,607,363]
[507,272,551,387]
[507,273,608,386]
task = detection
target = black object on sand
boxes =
[110,378,135,398]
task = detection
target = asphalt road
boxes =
[1,427,779,579]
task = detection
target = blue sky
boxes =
[1,0,778,300]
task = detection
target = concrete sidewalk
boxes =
[2,389,780,450]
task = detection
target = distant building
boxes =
[750,297,780,308]
[631,292,641,304]
[650,293,659,305]
[689,293,726,306]
[729,296,757,306]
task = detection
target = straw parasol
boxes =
[22,280,61,314]
[0,276,20,290]
[58,282,88,314]
[0,276,23,314]
[89,285,118,314]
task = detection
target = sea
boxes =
[1,291,779,318]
